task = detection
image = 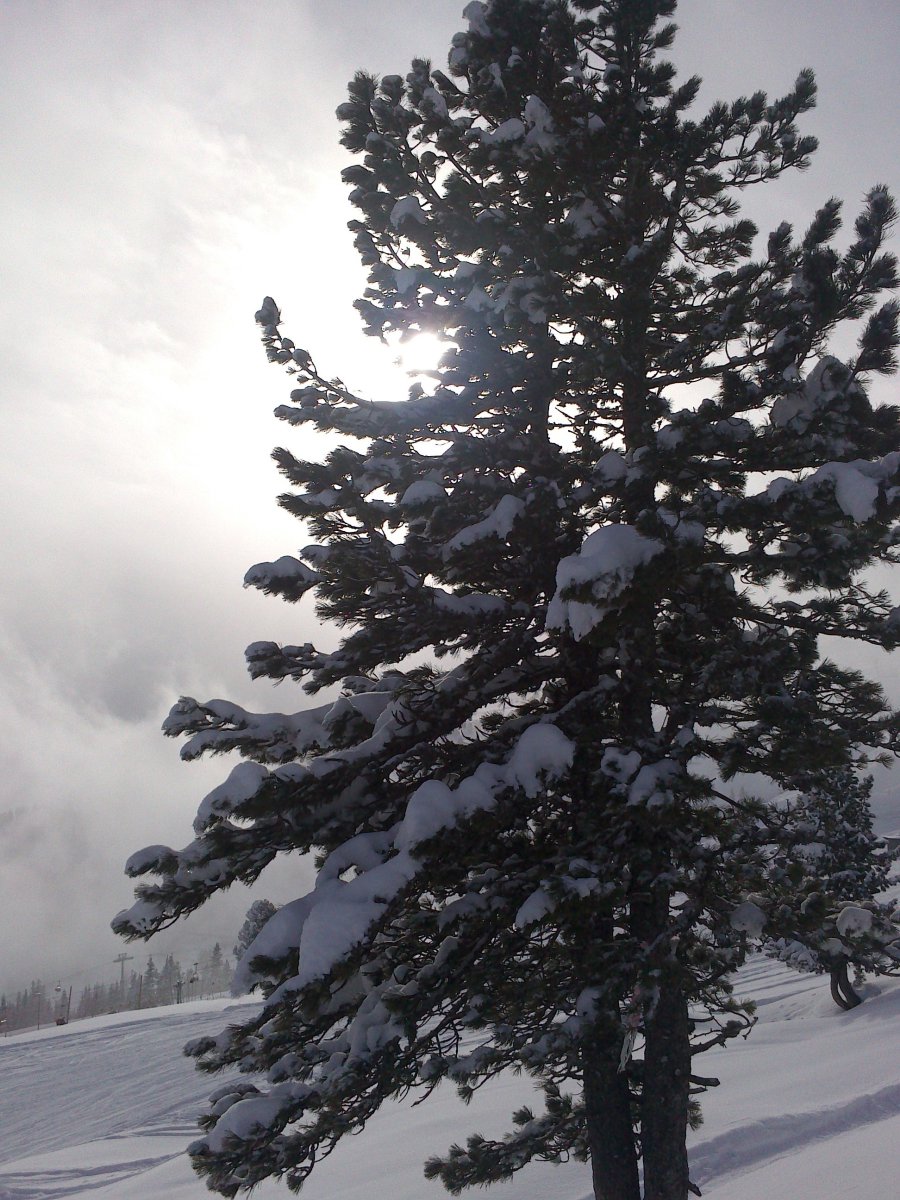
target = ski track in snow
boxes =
[691,1081,900,1187]
[1,962,899,1199]
[0,1000,257,1200]
[0,1142,177,1199]
[0,1006,247,1163]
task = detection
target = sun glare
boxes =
[395,331,447,376]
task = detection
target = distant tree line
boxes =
[0,942,234,1034]
[0,981,60,1035]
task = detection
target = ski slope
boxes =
[1,958,898,1199]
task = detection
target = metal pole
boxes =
[114,952,133,990]
[114,952,133,1006]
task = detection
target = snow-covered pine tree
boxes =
[789,768,894,903]
[203,942,232,996]
[765,767,900,1008]
[113,2,900,1198]
[157,954,182,1006]
[233,899,279,965]
[143,955,160,1007]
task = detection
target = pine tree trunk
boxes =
[583,1033,641,1200]
[640,979,691,1200]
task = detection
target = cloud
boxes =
[0,0,471,995]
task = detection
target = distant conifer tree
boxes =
[143,955,160,1007]
[766,767,899,1008]
[232,900,279,964]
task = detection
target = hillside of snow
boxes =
[1,957,898,1199]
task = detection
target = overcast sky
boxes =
[1,0,899,997]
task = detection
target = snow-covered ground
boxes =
[1,958,898,1199]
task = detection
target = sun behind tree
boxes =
[114,2,900,1198]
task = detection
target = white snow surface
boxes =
[463,0,490,39]
[765,450,898,524]
[395,724,573,850]
[835,904,874,936]
[522,95,557,152]
[443,494,525,554]
[480,117,526,145]
[770,356,853,431]
[389,196,427,227]
[400,479,446,506]
[730,900,768,938]
[3,960,900,1198]
[547,524,664,639]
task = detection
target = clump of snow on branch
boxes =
[546,525,664,639]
